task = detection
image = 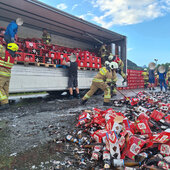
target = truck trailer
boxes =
[0,0,127,94]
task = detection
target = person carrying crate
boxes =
[0,43,18,110]
[80,62,118,106]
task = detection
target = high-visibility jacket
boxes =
[166,70,170,81]
[93,67,117,84]
[0,51,14,77]
[142,71,149,80]
[113,56,126,78]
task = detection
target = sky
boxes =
[39,0,170,66]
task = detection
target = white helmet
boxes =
[108,53,114,61]
[110,61,118,70]
[16,18,23,26]
[144,68,147,71]
[105,60,110,66]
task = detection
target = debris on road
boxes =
[63,91,170,169]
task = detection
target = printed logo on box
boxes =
[130,143,141,155]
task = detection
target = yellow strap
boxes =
[99,67,107,75]
[104,87,111,99]
[106,78,112,82]
[93,78,104,83]
[0,91,7,100]
[0,71,11,77]
[84,94,90,99]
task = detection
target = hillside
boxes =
[127,59,143,70]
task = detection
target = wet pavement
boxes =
[0,88,168,169]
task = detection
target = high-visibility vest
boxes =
[0,51,14,69]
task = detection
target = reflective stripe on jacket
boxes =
[0,51,14,70]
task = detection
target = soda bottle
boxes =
[66,135,79,144]
[112,159,141,167]
[103,150,111,169]
[135,151,152,163]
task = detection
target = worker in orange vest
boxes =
[0,43,18,110]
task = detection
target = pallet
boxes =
[36,63,46,67]
[45,64,56,68]
[14,61,25,65]
[15,61,36,66]
[78,67,86,70]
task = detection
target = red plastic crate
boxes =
[77,60,87,67]
[90,62,96,68]
[36,43,46,50]
[32,38,43,44]
[15,52,24,62]
[81,51,90,56]
[35,55,45,63]
[49,51,56,59]
[81,55,91,62]
[96,57,101,63]
[24,53,35,63]
[25,41,36,49]
[27,48,42,56]
[96,62,101,69]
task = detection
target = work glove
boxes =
[11,37,15,42]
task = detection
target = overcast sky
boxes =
[39,0,170,66]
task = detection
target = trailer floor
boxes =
[0,88,168,169]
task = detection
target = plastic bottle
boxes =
[135,151,152,163]
[66,135,79,144]
[103,150,111,169]
[112,159,141,167]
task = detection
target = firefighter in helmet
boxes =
[107,53,127,82]
[0,43,18,110]
[42,28,51,45]
[166,66,170,90]
[142,68,149,88]
[99,44,108,65]
[80,61,118,106]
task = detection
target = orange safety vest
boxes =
[0,51,15,70]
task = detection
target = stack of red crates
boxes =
[125,69,144,89]
[0,27,102,68]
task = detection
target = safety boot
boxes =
[77,94,80,99]
[68,95,74,100]
[0,104,9,110]
[103,102,112,106]
[80,99,88,105]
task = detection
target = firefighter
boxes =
[99,44,108,65]
[108,53,127,82]
[0,43,18,110]
[42,28,51,45]
[80,61,118,106]
[4,18,23,44]
[141,68,149,88]
[166,66,170,90]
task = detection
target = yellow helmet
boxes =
[7,43,19,52]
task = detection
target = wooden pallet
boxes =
[14,61,25,65]
[36,63,46,67]
[14,61,36,66]
[24,62,36,66]
[45,64,56,68]
[78,67,99,71]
